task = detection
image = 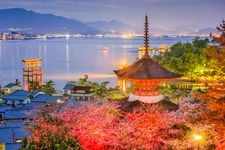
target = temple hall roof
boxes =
[63,84,76,90]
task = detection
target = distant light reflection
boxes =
[122,45,133,49]
[45,73,116,80]
[0,42,1,60]
[38,45,42,57]
[66,43,70,69]
[43,43,47,68]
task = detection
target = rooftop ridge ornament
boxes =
[143,13,150,58]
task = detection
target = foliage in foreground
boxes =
[20,106,82,150]
[22,104,180,149]
[22,98,225,150]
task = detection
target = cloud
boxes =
[0,0,224,28]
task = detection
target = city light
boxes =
[66,34,70,39]
[119,61,127,69]
[193,133,203,150]
[194,134,202,141]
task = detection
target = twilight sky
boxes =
[0,0,224,29]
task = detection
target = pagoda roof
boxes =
[114,57,181,79]
[114,14,181,80]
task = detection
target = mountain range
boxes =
[0,8,99,34]
[85,20,135,33]
[0,8,218,35]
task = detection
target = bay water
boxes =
[0,37,194,90]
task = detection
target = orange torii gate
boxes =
[22,58,43,90]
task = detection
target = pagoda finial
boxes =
[143,13,150,58]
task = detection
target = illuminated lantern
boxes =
[114,15,181,103]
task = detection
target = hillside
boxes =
[0,8,99,34]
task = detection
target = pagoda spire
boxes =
[143,13,150,58]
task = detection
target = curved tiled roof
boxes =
[114,57,181,79]
[4,83,16,88]
[114,15,180,80]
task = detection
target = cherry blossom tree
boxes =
[172,97,220,149]
[20,105,82,150]
[23,98,225,149]
[23,103,184,150]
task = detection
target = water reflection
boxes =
[16,46,19,62]
[0,37,194,89]
[102,47,109,63]
[0,42,1,60]
[122,44,134,49]
[43,43,47,69]
[38,45,42,57]
[45,73,116,80]
[66,43,70,69]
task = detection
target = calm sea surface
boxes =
[0,37,194,90]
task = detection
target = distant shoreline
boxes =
[0,34,210,41]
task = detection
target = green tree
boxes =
[192,37,209,50]
[107,86,127,100]
[20,134,81,150]
[125,83,137,94]
[217,19,225,35]
[0,85,3,94]
[42,80,57,95]
[76,75,91,86]
[154,38,209,76]
[211,19,225,48]
[15,78,21,86]
[91,81,109,98]
[28,81,42,91]
[0,85,3,103]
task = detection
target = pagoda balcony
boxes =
[133,88,161,96]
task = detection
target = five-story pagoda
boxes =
[114,15,181,103]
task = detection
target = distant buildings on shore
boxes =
[0,31,212,41]
[0,31,37,40]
